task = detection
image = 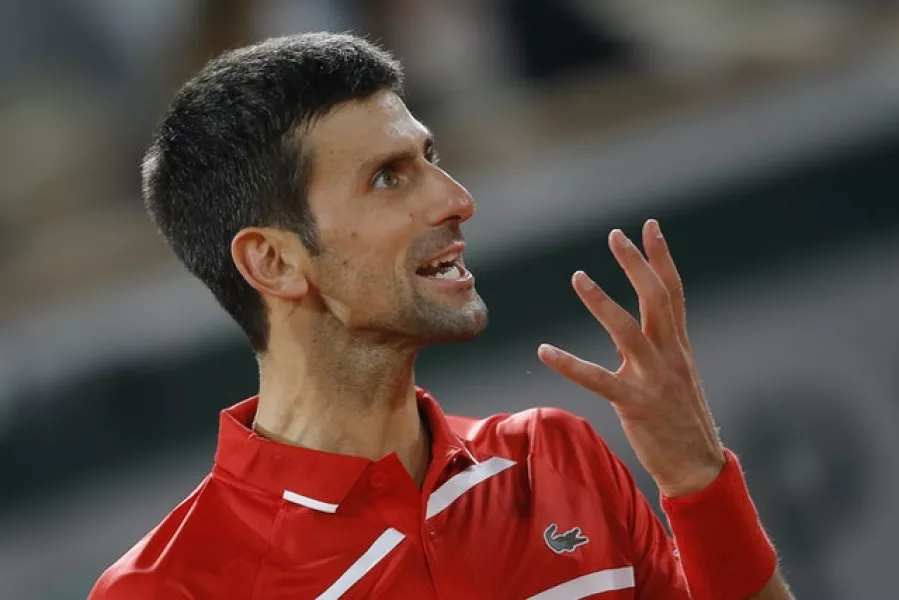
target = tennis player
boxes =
[90,33,793,599]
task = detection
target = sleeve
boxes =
[607,450,692,599]
[551,409,692,599]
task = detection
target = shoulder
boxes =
[88,478,213,600]
[449,405,603,447]
[89,558,188,600]
[448,407,622,485]
[448,404,588,436]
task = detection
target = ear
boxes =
[231,227,309,300]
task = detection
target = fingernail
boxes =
[610,229,627,247]
[648,219,663,238]
[573,271,596,291]
[653,220,668,248]
[538,344,557,358]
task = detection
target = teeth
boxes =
[427,252,460,269]
[432,264,462,279]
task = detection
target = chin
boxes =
[422,301,489,344]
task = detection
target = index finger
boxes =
[572,271,660,371]
[537,343,640,406]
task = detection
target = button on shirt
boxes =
[90,389,690,599]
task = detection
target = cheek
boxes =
[354,232,416,279]
[322,248,407,300]
[319,217,417,291]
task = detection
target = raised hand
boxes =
[538,219,726,498]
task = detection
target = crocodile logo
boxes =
[543,523,589,554]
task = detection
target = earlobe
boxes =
[231,228,309,300]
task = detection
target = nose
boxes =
[425,169,475,227]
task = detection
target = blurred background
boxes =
[2,0,898,597]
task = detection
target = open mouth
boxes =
[415,250,466,280]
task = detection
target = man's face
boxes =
[301,90,488,343]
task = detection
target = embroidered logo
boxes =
[543,523,589,554]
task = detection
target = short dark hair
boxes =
[142,32,405,353]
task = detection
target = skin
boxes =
[230,90,792,598]
[231,90,486,487]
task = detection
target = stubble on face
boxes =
[299,92,489,346]
[309,232,488,346]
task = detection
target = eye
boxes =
[373,167,404,190]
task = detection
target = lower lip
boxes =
[418,265,475,290]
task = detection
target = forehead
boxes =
[306,90,428,166]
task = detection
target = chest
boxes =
[253,461,636,599]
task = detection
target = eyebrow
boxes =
[357,129,436,175]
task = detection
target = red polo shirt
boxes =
[90,389,689,599]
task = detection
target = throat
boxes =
[255,325,429,473]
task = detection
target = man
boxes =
[90,33,793,599]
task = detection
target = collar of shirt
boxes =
[212,387,479,512]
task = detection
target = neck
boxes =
[253,326,430,487]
